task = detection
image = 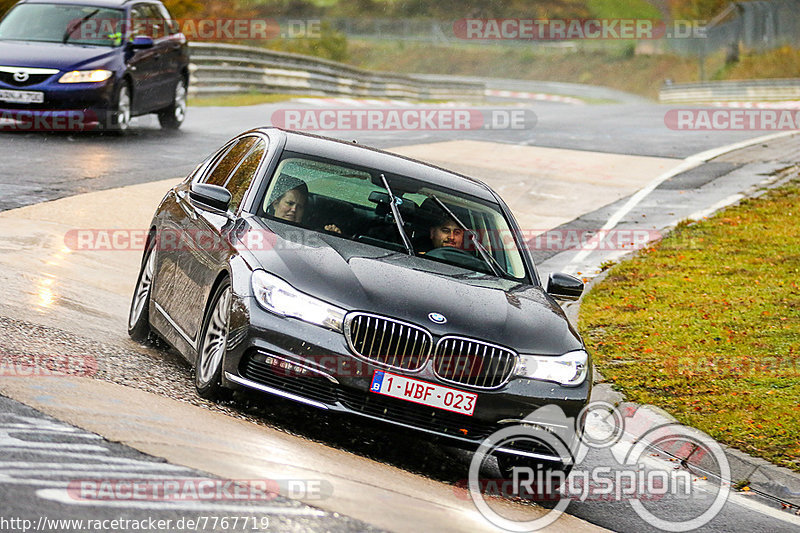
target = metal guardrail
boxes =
[659,79,800,103]
[188,42,485,101]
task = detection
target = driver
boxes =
[429,214,465,249]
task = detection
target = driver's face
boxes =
[430,220,464,248]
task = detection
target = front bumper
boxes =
[0,79,116,131]
[223,298,591,463]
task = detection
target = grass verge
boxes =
[578,176,800,472]
[188,93,312,107]
[347,40,800,100]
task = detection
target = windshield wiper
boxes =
[63,9,100,43]
[428,195,507,278]
[379,173,414,255]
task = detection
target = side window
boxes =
[202,136,259,187]
[155,3,179,34]
[224,139,267,213]
[130,4,166,39]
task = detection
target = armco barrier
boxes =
[659,79,800,104]
[188,42,484,101]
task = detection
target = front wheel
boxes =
[157,78,187,130]
[110,82,131,132]
[195,281,233,401]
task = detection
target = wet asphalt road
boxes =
[0,101,770,212]
[0,394,380,533]
[1,99,798,532]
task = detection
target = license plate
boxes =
[370,370,477,416]
[0,89,44,104]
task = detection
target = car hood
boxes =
[0,40,116,70]
[241,219,583,355]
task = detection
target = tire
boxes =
[128,247,155,342]
[110,82,131,132]
[496,454,574,480]
[195,280,233,401]
[495,454,573,504]
[157,78,187,130]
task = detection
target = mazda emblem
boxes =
[13,71,29,83]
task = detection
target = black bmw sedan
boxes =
[129,128,591,471]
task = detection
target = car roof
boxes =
[257,128,499,203]
[16,0,151,8]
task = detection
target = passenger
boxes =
[268,175,341,233]
[270,177,307,223]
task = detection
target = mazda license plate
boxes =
[0,89,44,104]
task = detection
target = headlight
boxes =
[58,70,113,83]
[515,350,589,387]
[251,270,345,332]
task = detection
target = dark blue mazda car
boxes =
[0,0,189,131]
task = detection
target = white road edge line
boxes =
[35,488,327,515]
[725,492,800,527]
[563,130,798,274]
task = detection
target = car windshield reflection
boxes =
[0,4,125,47]
[259,153,528,280]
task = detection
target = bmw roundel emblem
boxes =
[428,312,447,324]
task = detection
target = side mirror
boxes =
[546,272,584,301]
[130,36,154,49]
[166,19,181,34]
[190,183,231,213]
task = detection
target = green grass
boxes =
[188,93,315,107]
[347,39,699,100]
[587,0,663,19]
[578,178,800,472]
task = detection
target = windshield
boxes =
[0,4,125,47]
[260,153,529,280]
